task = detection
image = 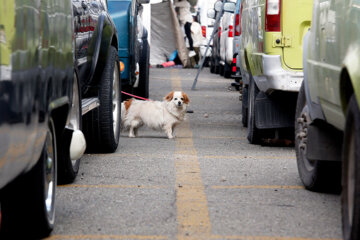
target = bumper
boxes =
[254,55,303,93]
[200,45,212,57]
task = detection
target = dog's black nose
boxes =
[178,101,182,105]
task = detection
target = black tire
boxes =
[0,119,57,239]
[242,85,248,127]
[134,39,150,99]
[58,72,82,184]
[219,64,224,76]
[210,63,215,73]
[342,95,360,240]
[84,46,121,153]
[247,77,261,144]
[295,82,340,192]
[224,63,232,79]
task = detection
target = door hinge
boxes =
[273,36,292,47]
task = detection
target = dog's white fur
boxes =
[121,91,190,138]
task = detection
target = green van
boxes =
[239,0,313,143]
[295,1,360,239]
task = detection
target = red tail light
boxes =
[235,13,240,36]
[219,27,222,38]
[265,0,281,32]
[201,26,206,38]
[228,25,234,37]
[232,66,237,73]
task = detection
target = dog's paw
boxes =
[129,134,136,138]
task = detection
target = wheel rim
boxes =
[44,124,56,225]
[68,73,81,167]
[296,104,315,171]
[112,62,120,141]
[347,124,356,228]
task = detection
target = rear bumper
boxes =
[254,55,303,93]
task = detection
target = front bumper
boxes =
[254,55,303,93]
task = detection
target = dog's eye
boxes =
[181,98,184,100]
[174,98,177,100]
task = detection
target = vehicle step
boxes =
[82,97,100,115]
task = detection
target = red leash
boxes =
[121,91,150,101]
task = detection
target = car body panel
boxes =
[220,11,234,65]
[282,0,312,70]
[240,0,313,92]
[73,0,118,95]
[0,0,74,189]
[305,0,360,131]
[108,0,147,87]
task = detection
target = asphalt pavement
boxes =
[48,68,342,240]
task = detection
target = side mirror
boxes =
[223,2,236,13]
[214,1,223,12]
[207,9,216,19]
[138,0,150,4]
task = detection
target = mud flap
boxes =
[255,91,297,129]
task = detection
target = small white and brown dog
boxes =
[121,91,190,138]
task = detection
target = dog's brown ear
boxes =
[124,99,133,112]
[165,91,174,102]
[182,92,190,104]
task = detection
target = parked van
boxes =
[295,1,360,239]
[239,0,312,143]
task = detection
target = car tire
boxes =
[0,118,57,239]
[58,72,81,184]
[84,46,121,153]
[342,94,360,240]
[295,81,340,192]
[247,77,261,144]
[242,85,248,127]
[210,63,215,73]
[134,39,150,99]
[224,63,232,78]
[219,65,224,76]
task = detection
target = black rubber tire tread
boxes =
[294,82,341,192]
[242,85,248,127]
[83,46,121,153]
[134,39,150,99]
[342,94,360,240]
[58,74,81,184]
[224,63,232,79]
[0,119,56,239]
[247,77,261,144]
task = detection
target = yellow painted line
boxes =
[171,69,212,240]
[85,153,168,158]
[211,185,305,190]
[152,76,225,84]
[201,155,296,160]
[47,235,167,240]
[210,236,340,240]
[198,136,245,140]
[196,123,240,127]
[58,184,165,189]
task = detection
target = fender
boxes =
[342,44,360,111]
[88,13,118,90]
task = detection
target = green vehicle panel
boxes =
[306,0,360,131]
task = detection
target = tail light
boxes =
[232,57,237,73]
[265,0,281,32]
[219,27,222,38]
[201,26,206,38]
[234,13,240,36]
[228,25,234,37]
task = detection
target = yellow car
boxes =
[239,0,313,144]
